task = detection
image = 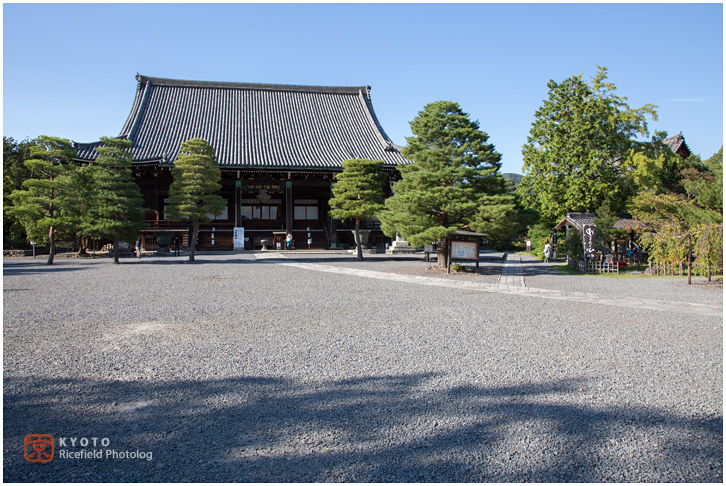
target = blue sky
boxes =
[3,2,723,174]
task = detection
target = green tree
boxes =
[630,192,721,281]
[7,136,76,264]
[62,164,100,256]
[166,138,226,262]
[85,137,146,263]
[329,158,387,260]
[379,100,514,268]
[693,222,723,281]
[681,146,723,214]
[3,137,33,249]
[592,201,630,250]
[519,66,657,226]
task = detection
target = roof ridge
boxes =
[136,74,369,96]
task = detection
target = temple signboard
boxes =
[240,183,284,192]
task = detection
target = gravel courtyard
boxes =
[3,252,722,482]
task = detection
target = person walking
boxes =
[286,232,293,250]
[135,237,143,259]
[543,242,551,263]
[173,236,180,257]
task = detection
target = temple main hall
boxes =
[74,74,412,251]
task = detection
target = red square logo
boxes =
[24,434,54,462]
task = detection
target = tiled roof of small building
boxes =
[74,74,412,169]
[554,212,646,231]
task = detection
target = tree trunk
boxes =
[188,225,199,262]
[113,235,120,264]
[76,237,89,257]
[437,236,450,270]
[46,226,56,265]
[355,218,363,261]
[687,234,692,285]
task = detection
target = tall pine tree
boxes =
[166,138,225,262]
[329,158,387,260]
[86,137,146,263]
[8,136,76,264]
[380,100,514,268]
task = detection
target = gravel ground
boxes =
[3,253,722,482]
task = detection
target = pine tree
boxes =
[8,136,76,264]
[329,158,387,260]
[3,136,33,249]
[166,138,226,262]
[380,100,514,268]
[62,164,100,256]
[86,137,146,263]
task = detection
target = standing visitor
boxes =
[286,233,293,250]
[173,237,180,256]
[135,237,143,259]
[543,242,551,263]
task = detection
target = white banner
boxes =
[233,227,245,249]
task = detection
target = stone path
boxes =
[497,252,526,289]
[278,258,722,318]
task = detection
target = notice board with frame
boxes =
[449,239,481,272]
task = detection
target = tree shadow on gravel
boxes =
[2,263,88,277]
[4,373,721,482]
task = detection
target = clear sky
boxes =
[3,2,723,174]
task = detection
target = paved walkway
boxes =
[272,255,721,318]
[497,252,526,289]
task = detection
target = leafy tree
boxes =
[519,66,657,226]
[693,222,723,281]
[629,192,721,281]
[681,146,722,214]
[7,136,76,264]
[379,100,514,268]
[329,158,387,260]
[592,201,630,250]
[85,137,146,263]
[3,137,33,249]
[166,138,225,262]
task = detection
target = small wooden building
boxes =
[74,75,412,251]
[554,212,647,260]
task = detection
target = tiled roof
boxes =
[554,212,646,231]
[75,74,412,169]
[663,133,691,158]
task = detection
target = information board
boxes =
[450,240,478,261]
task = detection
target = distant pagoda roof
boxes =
[663,132,691,158]
[74,74,411,169]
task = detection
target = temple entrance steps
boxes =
[290,230,328,250]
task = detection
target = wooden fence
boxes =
[568,256,620,274]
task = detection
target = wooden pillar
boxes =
[234,180,241,228]
[285,180,293,233]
